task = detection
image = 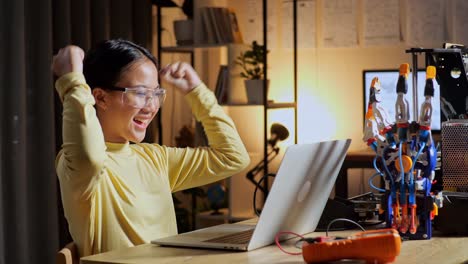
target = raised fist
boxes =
[159,62,201,94]
[52,45,85,77]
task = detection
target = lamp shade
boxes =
[268,123,289,147]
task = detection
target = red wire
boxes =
[274,231,304,256]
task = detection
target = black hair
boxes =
[83,39,158,89]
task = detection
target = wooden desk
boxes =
[80,230,468,264]
[335,149,376,198]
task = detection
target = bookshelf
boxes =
[255,0,299,204]
[152,0,299,228]
[160,44,225,52]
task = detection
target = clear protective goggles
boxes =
[106,86,166,109]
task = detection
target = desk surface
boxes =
[81,230,468,264]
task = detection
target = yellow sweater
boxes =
[55,72,250,257]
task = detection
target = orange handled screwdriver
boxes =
[302,229,401,264]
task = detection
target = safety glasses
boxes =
[106,86,166,109]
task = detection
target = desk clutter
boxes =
[302,229,401,264]
[362,63,440,240]
[359,45,468,241]
[434,120,468,236]
[293,47,468,264]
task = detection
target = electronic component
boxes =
[434,120,468,235]
[363,65,437,240]
[302,229,401,264]
[434,191,468,235]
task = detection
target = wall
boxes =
[225,0,458,207]
[227,0,460,152]
[158,0,464,149]
[155,0,463,217]
[295,46,412,150]
[157,0,441,151]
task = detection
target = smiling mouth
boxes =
[133,118,149,129]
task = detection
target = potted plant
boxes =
[235,41,268,104]
[173,0,194,46]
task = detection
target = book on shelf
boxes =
[199,7,215,44]
[208,7,225,43]
[198,7,243,45]
[220,65,229,103]
[227,8,243,44]
[220,8,234,43]
[199,8,213,44]
[214,65,229,103]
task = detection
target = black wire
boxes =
[360,220,385,226]
[314,220,380,232]
[294,219,371,249]
[314,227,352,232]
[253,173,276,216]
[326,218,365,237]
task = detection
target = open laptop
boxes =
[152,139,352,251]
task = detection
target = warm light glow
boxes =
[266,51,342,144]
[254,50,359,149]
[266,51,295,103]
[298,87,338,143]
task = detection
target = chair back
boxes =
[56,242,79,264]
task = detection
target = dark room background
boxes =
[0,0,153,263]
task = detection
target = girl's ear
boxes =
[92,88,109,110]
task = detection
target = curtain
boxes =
[0,0,57,263]
[0,0,154,263]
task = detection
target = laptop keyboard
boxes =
[203,229,255,244]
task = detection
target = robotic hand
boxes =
[365,64,438,239]
[363,77,393,154]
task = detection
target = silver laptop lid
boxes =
[247,139,351,250]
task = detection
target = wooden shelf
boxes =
[156,0,298,227]
[196,208,253,229]
[161,43,232,53]
[220,102,296,109]
[267,102,296,109]
[151,0,178,7]
[220,102,262,107]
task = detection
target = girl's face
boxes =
[97,59,160,143]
